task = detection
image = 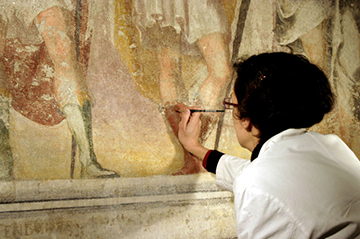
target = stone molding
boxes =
[0,173,237,238]
[0,173,233,212]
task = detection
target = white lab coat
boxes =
[216,128,360,238]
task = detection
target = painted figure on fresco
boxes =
[274,0,360,152]
[0,1,119,179]
[133,0,231,174]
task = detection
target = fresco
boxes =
[0,0,359,181]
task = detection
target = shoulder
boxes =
[261,130,357,162]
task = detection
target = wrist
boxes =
[186,145,210,161]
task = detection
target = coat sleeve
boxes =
[215,154,250,191]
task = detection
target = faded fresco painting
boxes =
[0,0,359,181]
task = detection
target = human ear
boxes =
[241,117,251,131]
[242,118,261,136]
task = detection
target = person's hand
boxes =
[178,109,209,160]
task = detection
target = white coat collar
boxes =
[258,128,307,158]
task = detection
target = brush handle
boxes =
[190,109,225,113]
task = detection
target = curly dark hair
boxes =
[233,52,335,160]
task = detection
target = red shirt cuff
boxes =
[202,150,213,169]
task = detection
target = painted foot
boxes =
[81,163,120,179]
[172,154,207,175]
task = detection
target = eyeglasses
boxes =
[223,97,239,110]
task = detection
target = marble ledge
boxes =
[0,173,234,213]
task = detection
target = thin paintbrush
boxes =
[176,109,225,113]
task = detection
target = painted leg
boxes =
[0,95,13,180]
[0,12,13,180]
[63,102,120,178]
[196,32,231,150]
[161,102,205,175]
[157,46,187,102]
[197,32,231,109]
[157,46,205,174]
[37,7,119,178]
